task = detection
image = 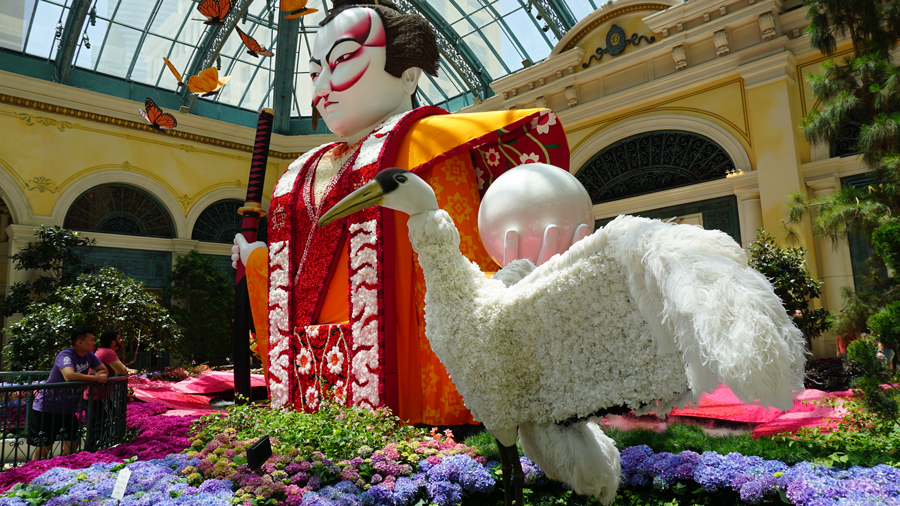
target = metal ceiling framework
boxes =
[179,0,255,110]
[54,0,92,83]
[8,0,582,127]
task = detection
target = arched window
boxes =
[64,184,175,238]
[576,130,736,204]
[191,199,268,244]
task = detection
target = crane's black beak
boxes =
[318,179,384,227]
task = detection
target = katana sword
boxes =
[233,107,274,403]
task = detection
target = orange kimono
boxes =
[248,107,569,425]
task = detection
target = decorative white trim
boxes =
[348,219,379,408]
[268,240,291,409]
[49,169,187,239]
[672,44,688,70]
[738,50,797,89]
[570,114,752,175]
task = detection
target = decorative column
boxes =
[0,207,9,243]
[739,52,820,274]
[735,189,763,249]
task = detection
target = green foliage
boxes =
[869,301,900,348]
[162,250,234,363]
[747,229,829,340]
[1,225,96,317]
[191,398,421,461]
[845,337,900,432]
[3,267,179,370]
[873,219,900,271]
[774,395,900,467]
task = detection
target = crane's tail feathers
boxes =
[492,258,536,287]
[519,421,620,505]
[604,216,806,411]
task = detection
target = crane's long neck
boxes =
[406,209,491,347]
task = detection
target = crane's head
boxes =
[319,168,438,227]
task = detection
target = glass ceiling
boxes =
[0,0,596,130]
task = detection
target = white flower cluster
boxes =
[407,210,805,436]
[267,240,292,409]
[354,110,417,171]
[349,219,380,408]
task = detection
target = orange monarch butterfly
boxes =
[193,0,230,25]
[187,66,232,97]
[138,97,177,131]
[235,26,273,58]
[162,57,186,86]
[280,0,319,19]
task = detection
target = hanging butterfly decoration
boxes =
[280,0,319,19]
[193,0,231,25]
[235,26,273,58]
[162,57,186,87]
[188,66,232,97]
[138,97,177,131]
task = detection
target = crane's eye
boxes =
[396,175,408,183]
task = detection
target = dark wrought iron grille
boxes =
[575,131,736,204]
[831,121,861,158]
[64,184,175,238]
[0,373,128,466]
[191,199,268,244]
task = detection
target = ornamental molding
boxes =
[644,0,783,34]
[0,93,309,160]
[590,170,759,222]
[738,51,797,89]
[570,114,752,175]
[553,2,672,55]
[555,36,788,127]
[489,48,584,99]
[801,155,867,184]
[582,24,656,69]
[564,86,579,107]
[713,29,730,56]
[758,11,777,41]
[672,44,688,70]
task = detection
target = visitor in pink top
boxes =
[95,330,128,377]
[82,330,129,451]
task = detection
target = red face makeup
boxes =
[309,7,408,143]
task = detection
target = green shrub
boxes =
[868,301,900,349]
[163,251,234,364]
[872,220,900,272]
[191,398,421,461]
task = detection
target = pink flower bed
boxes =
[0,402,200,492]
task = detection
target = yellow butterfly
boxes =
[188,67,232,97]
[280,0,319,19]
[163,58,231,97]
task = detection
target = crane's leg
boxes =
[496,438,512,506]
[495,438,525,506]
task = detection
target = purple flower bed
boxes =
[0,453,233,506]
[0,402,200,493]
[621,445,900,505]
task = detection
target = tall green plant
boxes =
[1,225,96,317]
[747,229,829,344]
[3,267,179,370]
[785,0,900,339]
[163,250,234,364]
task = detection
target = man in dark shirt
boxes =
[28,327,108,459]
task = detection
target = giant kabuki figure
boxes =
[233,0,569,425]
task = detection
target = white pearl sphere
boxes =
[478,163,594,266]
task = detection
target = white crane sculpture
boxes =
[319,168,806,506]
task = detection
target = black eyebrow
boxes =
[325,37,361,65]
[309,56,321,66]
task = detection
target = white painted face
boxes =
[310,8,408,140]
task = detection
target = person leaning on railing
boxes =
[27,327,108,459]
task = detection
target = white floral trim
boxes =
[348,219,380,408]
[274,144,333,198]
[296,347,314,375]
[325,346,344,374]
[267,240,291,408]
[353,110,418,171]
[406,209,804,434]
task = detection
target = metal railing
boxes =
[0,372,129,467]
